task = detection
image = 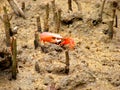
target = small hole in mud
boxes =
[116,79,119,81]
[81,60,86,64]
[78,18,83,21]
[102,63,107,66]
[92,20,99,26]
[22,45,28,49]
[61,20,73,25]
[19,65,23,68]
[85,46,90,50]
[106,46,109,49]
[47,70,52,73]
[44,83,48,86]
[103,29,109,35]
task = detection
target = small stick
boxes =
[46,3,49,20]
[56,9,61,33]
[54,11,58,24]
[44,18,49,32]
[11,37,17,79]
[44,3,49,32]
[36,16,42,33]
[34,32,46,52]
[115,15,118,28]
[34,31,40,49]
[111,1,117,28]
[112,9,116,20]
[68,0,72,11]
[65,50,70,74]
[51,0,56,21]
[3,14,11,47]
[54,11,58,32]
[35,61,40,73]
[108,21,114,39]
[99,0,106,22]
[107,8,116,39]
[2,6,12,47]
[21,2,25,11]
[7,0,26,19]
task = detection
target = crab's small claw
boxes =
[60,37,75,49]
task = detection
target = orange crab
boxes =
[40,32,75,49]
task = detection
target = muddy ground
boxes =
[0,0,120,90]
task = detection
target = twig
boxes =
[34,32,46,52]
[51,0,56,21]
[35,61,40,73]
[68,0,72,11]
[65,50,70,74]
[108,7,116,39]
[99,0,106,22]
[112,9,116,20]
[108,21,114,39]
[36,16,42,33]
[21,2,25,11]
[46,3,49,21]
[54,11,58,26]
[4,6,13,36]
[11,37,17,79]
[54,11,59,33]
[44,3,49,32]
[7,0,26,19]
[44,18,49,32]
[3,17,11,46]
[34,31,40,49]
[111,1,118,28]
[107,0,118,40]
[3,6,12,47]
[115,15,118,28]
[56,9,61,33]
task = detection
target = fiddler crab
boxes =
[40,32,75,49]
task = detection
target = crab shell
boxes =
[40,32,63,43]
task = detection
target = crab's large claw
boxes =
[40,32,63,44]
[60,37,75,49]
